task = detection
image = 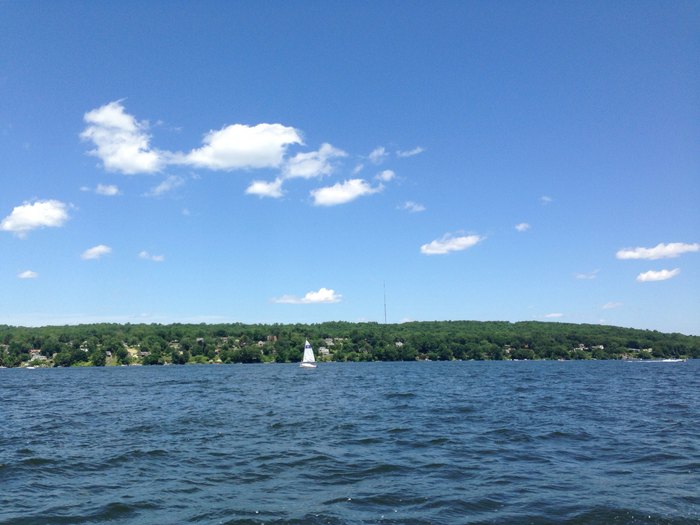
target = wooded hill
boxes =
[1,320,698,368]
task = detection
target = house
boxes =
[29,350,47,362]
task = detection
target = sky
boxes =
[1,1,698,334]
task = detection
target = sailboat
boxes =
[300,340,317,368]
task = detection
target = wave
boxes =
[1,500,159,525]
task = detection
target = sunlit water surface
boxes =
[1,360,699,524]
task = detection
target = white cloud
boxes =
[636,268,680,282]
[540,195,553,205]
[18,270,38,279]
[272,287,342,304]
[602,301,623,310]
[400,201,426,213]
[616,242,699,260]
[283,143,346,179]
[375,169,395,182]
[81,244,112,260]
[1,199,70,237]
[575,269,600,280]
[515,222,531,232]
[368,146,388,165]
[81,101,163,174]
[181,123,301,170]
[82,101,306,176]
[95,184,120,196]
[544,313,564,318]
[311,179,383,206]
[245,178,284,199]
[352,163,364,175]
[146,175,185,197]
[138,251,165,262]
[396,146,425,158]
[420,233,484,255]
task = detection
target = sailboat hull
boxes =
[299,362,317,368]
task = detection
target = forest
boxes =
[0,320,698,368]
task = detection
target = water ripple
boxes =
[1,361,699,524]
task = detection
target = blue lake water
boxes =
[1,360,699,524]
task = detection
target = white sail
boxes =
[302,340,315,362]
[300,340,316,368]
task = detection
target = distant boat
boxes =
[300,340,317,368]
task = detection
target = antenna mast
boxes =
[383,281,387,324]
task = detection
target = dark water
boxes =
[1,361,699,524]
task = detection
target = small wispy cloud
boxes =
[515,222,531,232]
[246,178,284,199]
[283,143,346,179]
[575,269,600,280]
[81,244,112,260]
[138,251,165,262]
[375,169,395,182]
[272,287,342,304]
[420,233,484,255]
[1,199,70,238]
[396,146,424,158]
[18,270,38,279]
[540,195,553,205]
[616,242,699,260]
[400,201,426,213]
[602,301,623,310]
[368,146,388,165]
[146,175,185,197]
[81,184,121,196]
[636,268,680,282]
[311,179,383,206]
[544,312,564,319]
[96,184,120,196]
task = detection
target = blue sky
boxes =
[1,1,698,334]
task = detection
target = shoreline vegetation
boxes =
[1,320,698,369]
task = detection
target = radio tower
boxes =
[383,281,387,324]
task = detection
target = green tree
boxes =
[54,351,73,367]
[91,348,107,366]
[171,350,188,365]
[142,353,164,365]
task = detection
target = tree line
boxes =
[0,320,698,368]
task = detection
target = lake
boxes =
[1,360,699,524]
